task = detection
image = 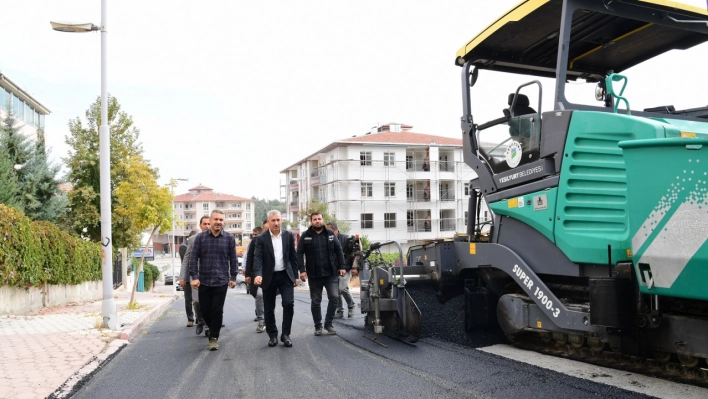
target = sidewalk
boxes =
[0,282,179,399]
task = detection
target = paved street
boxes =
[58,288,708,399]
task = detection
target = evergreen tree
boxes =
[0,146,20,208]
[16,131,68,222]
[0,105,31,211]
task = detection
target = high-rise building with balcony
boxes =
[281,123,491,252]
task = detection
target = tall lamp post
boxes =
[51,0,119,329]
[170,178,188,291]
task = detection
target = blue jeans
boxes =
[308,275,339,328]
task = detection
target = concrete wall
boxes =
[0,281,102,316]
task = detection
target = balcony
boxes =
[406,189,431,202]
[439,189,455,201]
[406,218,457,233]
[289,201,299,212]
[289,180,299,191]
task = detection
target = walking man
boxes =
[298,212,345,336]
[253,210,300,348]
[180,216,210,335]
[326,222,357,319]
[189,210,238,351]
[243,225,265,333]
[179,230,197,328]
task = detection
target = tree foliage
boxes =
[0,146,20,208]
[253,196,285,227]
[299,198,350,234]
[113,157,173,304]
[62,96,155,248]
[1,108,66,222]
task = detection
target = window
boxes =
[384,152,395,166]
[179,215,183,220]
[361,182,372,197]
[0,87,5,109]
[203,203,209,211]
[361,213,373,229]
[464,183,470,196]
[246,222,251,230]
[406,184,413,199]
[406,155,413,170]
[384,213,396,228]
[17,98,24,119]
[360,151,372,166]
[246,212,251,220]
[179,203,183,209]
[229,223,241,229]
[384,182,395,197]
[246,203,251,210]
[216,202,225,208]
[464,211,468,226]
[232,202,241,208]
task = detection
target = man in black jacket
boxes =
[244,225,265,333]
[326,222,356,319]
[298,212,345,336]
[254,210,300,348]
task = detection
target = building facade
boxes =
[153,184,256,252]
[0,71,50,141]
[281,123,490,252]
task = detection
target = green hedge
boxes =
[0,204,101,288]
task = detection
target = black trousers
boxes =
[263,271,295,338]
[308,275,339,328]
[198,284,228,339]
[184,283,194,322]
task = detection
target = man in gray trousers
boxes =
[180,216,210,335]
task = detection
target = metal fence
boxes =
[113,256,123,289]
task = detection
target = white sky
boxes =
[2,0,707,199]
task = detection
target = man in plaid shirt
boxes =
[190,209,238,351]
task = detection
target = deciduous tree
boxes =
[63,96,155,248]
[113,155,173,305]
[299,198,350,233]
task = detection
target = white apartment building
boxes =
[153,184,256,252]
[0,71,50,141]
[281,123,490,252]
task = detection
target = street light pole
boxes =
[98,0,119,329]
[51,0,119,330]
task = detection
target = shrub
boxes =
[0,204,101,288]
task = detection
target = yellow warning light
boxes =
[470,243,476,254]
[626,249,632,258]
[681,132,697,138]
[508,198,518,208]
[379,279,384,286]
[537,321,542,328]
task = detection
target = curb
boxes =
[119,295,178,340]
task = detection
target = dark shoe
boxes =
[334,311,344,319]
[254,317,260,322]
[314,326,323,336]
[348,308,355,318]
[196,324,204,335]
[324,325,337,335]
[256,320,265,333]
[187,321,194,327]
[280,334,292,347]
[208,337,219,351]
[268,336,278,347]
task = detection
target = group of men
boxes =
[180,209,358,351]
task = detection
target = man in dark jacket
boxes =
[244,225,265,333]
[298,212,345,336]
[254,210,300,348]
[327,222,356,319]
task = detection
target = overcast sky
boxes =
[3,0,707,200]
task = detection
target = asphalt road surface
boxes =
[65,287,701,399]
